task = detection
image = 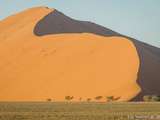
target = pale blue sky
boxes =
[0,0,160,47]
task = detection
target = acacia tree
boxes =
[106,96,114,102]
[87,98,92,102]
[94,96,103,101]
[46,98,52,102]
[143,95,152,102]
[113,96,121,101]
[79,97,82,101]
[65,96,74,101]
[143,95,160,102]
[151,95,160,102]
[106,96,121,102]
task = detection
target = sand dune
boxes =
[0,7,159,101]
[34,7,160,101]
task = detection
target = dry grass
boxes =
[0,102,160,120]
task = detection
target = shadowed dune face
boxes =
[34,8,160,101]
[0,7,141,101]
[34,10,120,37]
[131,40,160,101]
[0,7,159,101]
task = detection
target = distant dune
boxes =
[0,7,159,101]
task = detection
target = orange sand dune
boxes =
[0,7,140,101]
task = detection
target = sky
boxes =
[0,0,160,47]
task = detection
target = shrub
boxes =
[79,97,82,101]
[143,95,160,102]
[106,96,114,102]
[143,95,152,102]
[94,96,103,101]
[151,95,160,102]
[65,96,74,101]
[87,98,92,102]
[106,96,121,102]
[46,98,52,102]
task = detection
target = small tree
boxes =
[143,95,160,102]
[113,96,121,101]
[94,96,103,101]
[151,95,160,102]
[79,97,82,101]
[143,95,152,102]
[106,96,121,102]
[65,96,74,101]
[106,96,114,102]
[46,98,52,102]
[87,98,92,102]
